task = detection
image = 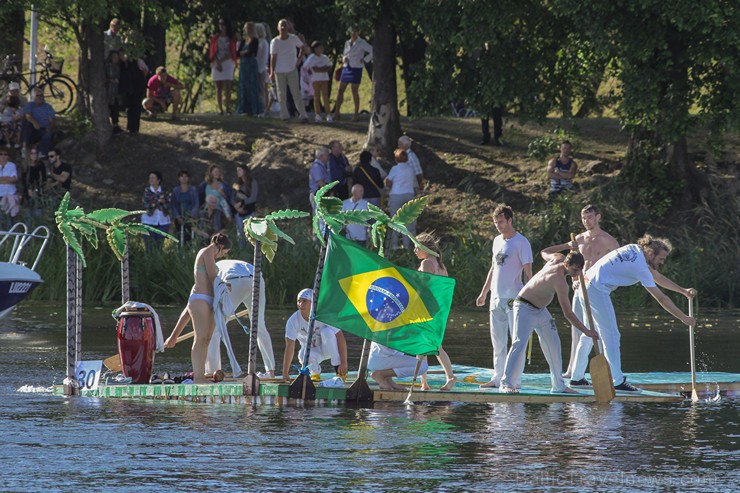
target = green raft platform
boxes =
[52,365,737,405]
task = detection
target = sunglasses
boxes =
[48,154,57,159]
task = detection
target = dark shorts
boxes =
[339,66,362,84]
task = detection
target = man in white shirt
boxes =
[0,149,19,226]
[476,203,533,388]
[269,19,309,122]
[568,236,696,392]
[281,288,348,381]
[398,135,423,191]
[342,184,369,245]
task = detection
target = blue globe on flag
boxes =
[366,277,409,323]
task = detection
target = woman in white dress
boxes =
[209,18,237,115]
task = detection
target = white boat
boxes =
[0,223,50,320]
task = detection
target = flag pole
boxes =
[403,356,424,405]
[289,228,331,400]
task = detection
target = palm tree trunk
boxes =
[64,245,78,396]
[245,240,262,395]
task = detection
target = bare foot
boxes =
[389,381,407,391]
[480,379,499,389]
[421,383,430,391]
[500,386,519,394]
[556,386,580,394]
[440,376,458,391]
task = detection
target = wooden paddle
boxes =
[688,297,700,402]
[403,356,425,405]
[103,308,250,372]
[571,233,615,404]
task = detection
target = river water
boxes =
[1,303,738,493]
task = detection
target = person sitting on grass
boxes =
[142,66,183,120]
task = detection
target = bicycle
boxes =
[0,47,77,114]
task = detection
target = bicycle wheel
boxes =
[40,75,76,114]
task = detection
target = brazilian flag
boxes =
[316,234,456,356]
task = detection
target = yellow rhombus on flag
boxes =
[316,234,455,356]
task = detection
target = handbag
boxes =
[334,67,342,81]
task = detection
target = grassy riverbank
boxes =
[15,114,740,308]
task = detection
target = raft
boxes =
[52,365,737,405]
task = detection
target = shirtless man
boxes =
[541,204,619,380]
[500,251,598,394]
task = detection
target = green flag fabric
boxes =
[315,234,456,356]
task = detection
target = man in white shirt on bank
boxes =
[0,149,19,226]
[476,203,533,388]
[398,135,423,191]
[269,19,309,122]
[342,184,369,246]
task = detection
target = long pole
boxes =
[243,241,262,396]
[64,245,77,396]
[29,7,38,87]
[403,357,424,405]
[121,236,130,304]
[75,249,82,362]
[688,298,699,402]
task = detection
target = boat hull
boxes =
[0,263,43,319]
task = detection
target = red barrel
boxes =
[117,310,156,384]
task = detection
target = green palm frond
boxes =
[264,209,310,222]
[391,195,428,225]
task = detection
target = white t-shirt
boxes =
[490,232,533,305]
[342,37,373,68]
[303,53,331,83]
[387,163,417,195]
[342,197,369,241]
[0,161,18,196]
[587,243,656,293]
[406,149,422,177]
[285,310,339,349]
[270,34,304,74]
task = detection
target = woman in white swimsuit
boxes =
[165,233,231,383]
[415,232,458,391]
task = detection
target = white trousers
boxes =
[501,302,568,392]
[275,70,307,120]
[298,327,340,376]
[571,284,623,384]
[488,297,515,386]
[367,345,428,379]
[206,277,276,374]
[564,289,584,375]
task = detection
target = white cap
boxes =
[8,82,20,91]
[297,288,313,301]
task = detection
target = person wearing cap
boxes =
[397,135,423,191]
[281,288,348,382]
[0,82,28,115]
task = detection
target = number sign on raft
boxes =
[75,360,103,391]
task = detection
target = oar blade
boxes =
[103,354,122,373]
[590,354,616,403]
[346,375,373,403]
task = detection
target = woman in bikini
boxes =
[165,233,231,383]
[415,232,458,391]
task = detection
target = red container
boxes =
[117,310,156,384]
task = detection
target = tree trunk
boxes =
[85,22,112,153]
[0,7,25,65]
[366,0,402,158]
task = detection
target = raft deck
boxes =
[51,366,738,405]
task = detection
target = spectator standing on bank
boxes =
[210,18,238,116]
[171,169,199,245]
[255,23,270,116]
[397,135,423,191]
[236,22,262,116]
[333,28,372,122]
[269,19,309,122]
[106,50,124,134]
[303,41,333,122]
[386,149,418,250]
[352,150,384,207]
[328,140,351,200]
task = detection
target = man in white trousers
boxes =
[206,260,275,377]
[568,235,696,392]
[500,251,598,394]
[541,204,619,380]
[476,204,533,388]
